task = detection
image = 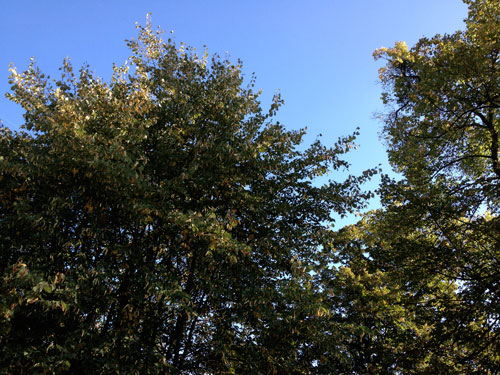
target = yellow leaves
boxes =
[374,41,413,80]
[315,306,329,317]
[72,168,78,175]
[377,66,387,80]
[12,185,26,193]
[8,65,19,79]
[53,272,65,285]
[3,306,15,320]
[210,236,217,249]
[58,301,68,313]
[394,41,409,53]
[373,46,390,61]
[84,200,94,213]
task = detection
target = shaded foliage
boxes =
[0,19,375,374]
[2,1,499,373]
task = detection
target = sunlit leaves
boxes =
[0,18,375,374]
[365,1,500,372]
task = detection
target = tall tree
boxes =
[374,0,500,207]
[0,19,374,374]
[344,0,500,372]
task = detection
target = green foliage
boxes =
[5,1,499,373]
[0,18,375,374]
[373,0,500,207]
[334,0,500,372]
[333,206,499,373]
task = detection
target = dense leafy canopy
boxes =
[0,19,376,374]
[340,0,500,372]
[374,0,500,205]
[2,0,500,373]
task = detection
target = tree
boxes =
[373,0,500,207]
[0,19,375,374]
[332,204,499,374]
[341,0,500,372]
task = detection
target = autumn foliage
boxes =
[1,1,499,374]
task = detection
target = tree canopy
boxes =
[374,0,500,205]
[2,0,500,374]
[343,0,500,372]
[0,19,375,374]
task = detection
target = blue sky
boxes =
[0,0,468,225]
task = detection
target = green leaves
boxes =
[364,1,500,372]
[0,18,374,374]
[375,3,500,199]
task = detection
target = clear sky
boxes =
[0,0,468,225]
